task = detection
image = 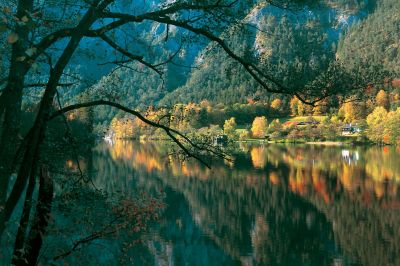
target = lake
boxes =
[45,141,400,265]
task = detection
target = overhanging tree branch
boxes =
[49,100,232,168]
[99,34,163,75]
[101,13,310,99]
[22,1,328,105]
[24,83,75,88]
[30,1,241,63]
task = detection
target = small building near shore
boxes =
[214,135,228,146]
[342,124,361,135]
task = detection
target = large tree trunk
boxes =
[10,160,38,264]
[0,0,33,207]
[1,3,114,265]
[12,166,53,266]
[0,87,23,203]
[0,0,110,244]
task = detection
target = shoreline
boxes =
[304,141,345,146]
[100,137,381,146]
[237,139,370,146]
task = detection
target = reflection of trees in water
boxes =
[93,142,337,264]
[144,186,238,266]
[263,144,400,266]
[91,141,400,266]
[310,194,400,266]
[161,169,340,266]
[264,144,400,204]
[364,146,400,182]
[91,142,239,265]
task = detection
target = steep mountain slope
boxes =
[337,0,400,76]
[86,0,378,113]
[159,2,368,106]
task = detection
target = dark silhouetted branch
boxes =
[48,100,232,168]
[99,34,163,75]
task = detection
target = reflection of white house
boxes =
[341,149,360,165]
[342,124,361,135]
[103,132,115,144]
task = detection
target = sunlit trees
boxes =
[251,116,268,138]
[290,97,299,116]
[383,108,400,145]
[197,124,223,139]
[339,101,367,122]
[312,99,329,115]
[376,89,390,110]
[319,116,341,140]
[339,102,356,122]
[239,129,250,140]
[366,107,388,143]
[110,117,136,139]
[223,117,237,140]
[297,100,313,116]
[271,98,283,111]
[392,92,400,109]
[365,105,400,142]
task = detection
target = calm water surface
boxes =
[69,141,400,266]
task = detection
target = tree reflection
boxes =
[87,141,400,266]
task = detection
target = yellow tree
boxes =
[223,117,237,139]
[124,118,136,138]
[391,92,399,109]
[297,101,305,116]
[297,100,312,116]
[366,107,388,143]
[251,116,268,138]
[290,97,299,116]
[270,98,282,111]
[384,108,400,145]
[110,117,123,138]
[339,102,356,122]
[376,89,390,110]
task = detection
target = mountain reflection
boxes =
[67,141,400,266]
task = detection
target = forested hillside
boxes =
[89,0,378,109]
[14,0,400,132]
[336,0,400,75]
[66,0,397,134]
[88,0,400,144]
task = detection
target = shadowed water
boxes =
[3,141,397,265]
[59,141,399,266]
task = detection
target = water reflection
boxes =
[67,141,400,266]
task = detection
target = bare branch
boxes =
[99,34,163,75]
[97,59,131,66]
[23,1,325,105]
[101,13,295,95]
[24,83,75,88]
[153,43,183,67]
[31,1,240,62]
